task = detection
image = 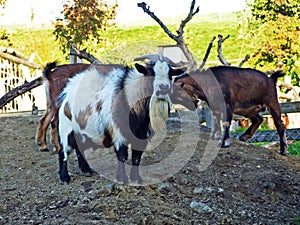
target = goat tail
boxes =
[55,92,66,109]
[270,70,285,84]
[44,61,58,79]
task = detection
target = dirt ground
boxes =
[0,112,299,225]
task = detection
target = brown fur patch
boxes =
[76,105,92,130]
[102,129,113,147]
[64,102,72,120]
[95,100,102,113]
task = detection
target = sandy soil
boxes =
[0,113,299,225]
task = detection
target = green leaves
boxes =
[53,0,118,58]
[246,0,300,86]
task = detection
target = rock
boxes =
[190,201,213,213]
[0,215,5,225]
[193,187,204,194]
[158,182,171,192]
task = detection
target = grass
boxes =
[3,11,254,67]
[232,129,300,156]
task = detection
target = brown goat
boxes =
[171,66,288,155]
[36,62,123,151]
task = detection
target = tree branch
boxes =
[70,44,102,64]
[177,0,200,38]
[137,1,200,71]
[137,2,177,41]
[217,34,231,66]
[0,76,43,110]
[199,36,216,70]
[238,54,250,67]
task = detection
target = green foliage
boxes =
[2,28,67,66]
[0,29,11,47]
[288,141,300,156]
[0,0,6,6]
[245,0,300,86]
[53,0,118,58]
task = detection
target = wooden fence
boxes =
[0,48,46,113]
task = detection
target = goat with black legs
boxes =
[58,61,184,184]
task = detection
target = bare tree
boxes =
[137,1,199,71]
[217,34,250,67]
[199,36,216,70]
[217,34,231,66]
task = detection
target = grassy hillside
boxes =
[4,12,254,67]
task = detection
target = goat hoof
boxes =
[280,150,288,156]
[130,174,143,185]
[239,135,251,142]
[115,177,129,185]
[115,174,129,185]
[79,168,95,177]
[218,140,231,148]
[60,175,71,184]
[60,178,71,184]
[39,147,49,152]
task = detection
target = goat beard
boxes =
[149,95,170,132]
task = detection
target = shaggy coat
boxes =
[171,66,287,155]
[58,61,183,184]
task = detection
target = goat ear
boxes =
[135,63,147,75]
[169,67,187,77]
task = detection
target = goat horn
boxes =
[134,54,183,68]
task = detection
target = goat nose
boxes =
[159,84,169,90]
[157,84,170,97]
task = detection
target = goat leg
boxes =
[219,121,231,148]
[210,113,221,140]
[130,149,144,184]
[58,149,71,184]
[74,147,94,177]
[115,144,129,184]
[50,112,61,152]
[268,104,288,155]
[239,114,263,141]
[36,108,53,151]
[219,106,233,148]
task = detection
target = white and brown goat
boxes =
[36,62,122,152]
[57,61,184,184]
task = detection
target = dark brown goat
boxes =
[36,62,122,151]
[171,66,288,155]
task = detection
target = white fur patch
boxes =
[97,68,127,149]
[59,66,126,153]
[124,68,146,108]
[153,61,171,98]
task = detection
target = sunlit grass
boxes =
[4,11,254,66]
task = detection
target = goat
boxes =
[36,62,122,152]
[57,61,184,184]
[171,66,288,155]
